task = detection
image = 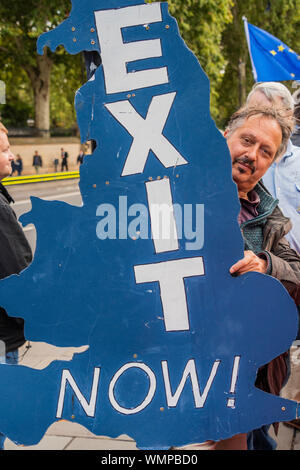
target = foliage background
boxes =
[0,0,299,132]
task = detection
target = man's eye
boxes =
[262,148,271,157]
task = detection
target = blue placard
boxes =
[0,0,298,449]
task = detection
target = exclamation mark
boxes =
[227,356,241,408]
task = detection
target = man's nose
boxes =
[246,145,259,162]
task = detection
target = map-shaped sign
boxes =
[0,0,298,449]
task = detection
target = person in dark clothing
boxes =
[0,122,32,449]
[10,159,16,176]
[32,151,42,174]
[53,158,59,172]
[77,150,85,165]
[61,148,69,171]
[14,154,23,176]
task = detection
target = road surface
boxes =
[9,179,82,253]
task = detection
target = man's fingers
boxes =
[230,251,252,273]
[230,251,267,276]
[229,257,248,274]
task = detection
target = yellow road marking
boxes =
[2,171,80,186]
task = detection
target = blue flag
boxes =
[244,17,300,82]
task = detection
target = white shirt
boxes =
[263,140,300,253]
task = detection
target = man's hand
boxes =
[229,250,268,276]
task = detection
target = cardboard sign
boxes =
[0,0,298,449]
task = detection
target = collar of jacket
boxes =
[240,181,278,229]
[240,181,292,252]
[0,182,14,204]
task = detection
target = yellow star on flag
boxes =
[278,45,285,52]
[270,50,277,56]
[291,73,295,78]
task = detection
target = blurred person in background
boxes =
[77,149,84,165]
[32,150,42,174]
[53,157,59,172]
[14,154,23,176]
[61,148,69,171]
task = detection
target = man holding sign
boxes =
[226,106,300,449]
[178,106,300,450]
[226,107,300,299]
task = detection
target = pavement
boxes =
[4,421,139,451]
[3,417,299,450]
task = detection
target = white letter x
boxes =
[105,92,188,176]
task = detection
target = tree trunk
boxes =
[238,57,247,107]
[26,53,52,138]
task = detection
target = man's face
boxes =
[225,115,282,197]
[0,131,14,180]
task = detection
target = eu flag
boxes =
[243,17,300,82]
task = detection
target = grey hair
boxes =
[226,106,294,160]
[247,82,294,111]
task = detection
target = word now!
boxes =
[56,357,241,418]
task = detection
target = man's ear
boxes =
[223,129,228,138]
